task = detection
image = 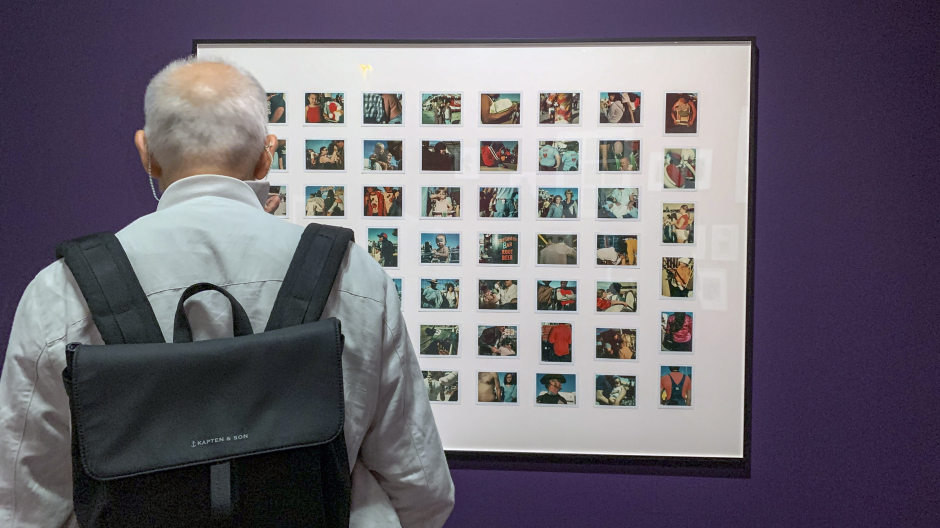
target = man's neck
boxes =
[161,169,250,191]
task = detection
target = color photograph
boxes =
[663,203,695,244]
[419,324,459,356]
[421,93,461,124]
[266,185,287,217]
[479,140,518,171]
[661,312,693,352]
[540,322,573,363]
[477,372,518,403]
[539,92,580,124]
[362,140,403,171]
[660,366,692,407]
[537,280,577,312]
[478,279,518,311]
[423,371,458,403]
[363,186,403,217]
[478,233,519,265]
[421,278,460,310]
[664,148,697,189]
[266,92,286,124]
[599,91,641,124]
[304,93,344,124]
[480,93,521,125]
[596,281,637,313]
[537,234,577,266]
[362,92,403,125]
[477,325,518,357]
[537,140,579,172]
[595,375,637,406]
[421,187,461,218]
[662,257,694,298]
[366,228,398,268]
[537,188,579,219]
[479,187,519,218]
[665,92,698,134]
[598,188,639,220]
[303,186,345,217]
[305,139,345,171]
[535,373,576,404]
[392,278,402,302]
[420,232,460,264]
[596,235,638,266]
[596,328,637,360]
[269,138,287,171]
[421,141,461,172]
[598,140,640,172]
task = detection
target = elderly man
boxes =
[0,58,453,528]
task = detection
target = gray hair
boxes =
[143,56,268,176]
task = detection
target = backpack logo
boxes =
[191,434,249,448]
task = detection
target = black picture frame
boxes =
[193,37,758,478]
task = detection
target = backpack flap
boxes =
[65,318,345,481]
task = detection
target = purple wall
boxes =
[2,0,937,525]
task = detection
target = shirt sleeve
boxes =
[0,280,75,528]
[357,276,455,528]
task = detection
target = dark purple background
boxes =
[2,1,937,525]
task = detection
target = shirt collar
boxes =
[156,174,266,212]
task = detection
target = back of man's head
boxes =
[144,57,267,179]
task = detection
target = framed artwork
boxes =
[599,91,641,125]
[196,38,756,474]
[269,138,287,172]
[303,92,344,124]
[362,140,403,172]
[302,185,345,218]
[304,139,345,172]
[480,92,521,125]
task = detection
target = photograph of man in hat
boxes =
[536,373,576,404]
[421,279,459,309]
[422,279,443,309]
[367,228,398,268]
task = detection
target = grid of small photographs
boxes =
[261,87,701,411]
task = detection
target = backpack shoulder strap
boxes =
[265,223,355,331]
[55,233,164,345]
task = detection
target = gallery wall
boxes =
[1,0,937,526]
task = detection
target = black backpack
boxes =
[57,223,354,527]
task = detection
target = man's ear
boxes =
[252,134,277,180]
[134,130,162,179]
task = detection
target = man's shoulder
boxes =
[333,242,389,304]
[19,258,92,342]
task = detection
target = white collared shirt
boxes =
[0,175,454,528]
[499,283,517,305]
